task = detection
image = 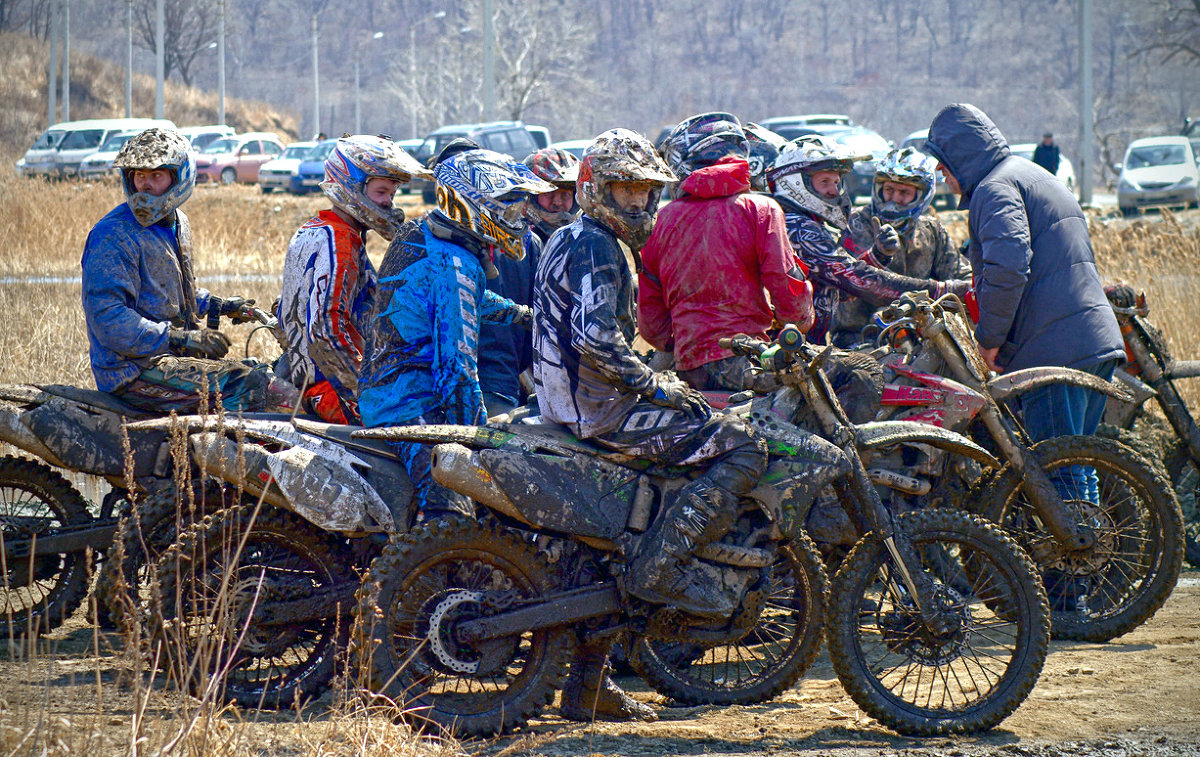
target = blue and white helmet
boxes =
[870,147,938,234]
[321,135,431,240]
[433,149,555,260]
[113,127,195,226]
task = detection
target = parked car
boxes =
[179,124,235,152]
[1010,143,1077,192]
[396,138,425,194]
[410,121,542,203]
[900,128,955,209]
[195,132,285,185]
[1117,136,1200,217]
[53,118,176,178]
[78,131,141,180]
[831,126,893,202]
[289,138,339,195]
[15,126,68,178]
[527,124,552,150]
[549,138,593,160]
[257,141,317,194]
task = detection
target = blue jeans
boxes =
[1018,359,1118,504]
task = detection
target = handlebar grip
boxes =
[719,334,768,357]
[206,301,221,330]
[778,324,805,352]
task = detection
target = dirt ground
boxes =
[1,572,1197,756]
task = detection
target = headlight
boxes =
[1178,175,1197,187]
[1118,179,1137,192]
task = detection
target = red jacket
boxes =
[639,157,812,371]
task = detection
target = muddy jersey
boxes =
[779,201,939,344]
[358,217,525,428]
[832,208,970,345]
[277,210,377,402]
[82,203,212,392]
[533,215,659,438]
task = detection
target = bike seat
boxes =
[41,384,155,420]
[291,417,400,459]
[489,411,641,465]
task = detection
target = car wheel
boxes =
[220,167,237,185]
[1120,206,1138,218]
[260,186,273,194]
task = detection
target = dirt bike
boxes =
[1103,286,1200,567]
[142,410,414,708]
[869,292,1184,643]
[351,325,1050,738]
[0,302,286,636]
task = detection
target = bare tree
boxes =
[1132,0,1200,64]
[133,0,220,85]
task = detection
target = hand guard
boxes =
[168,328,232,360]
[649,378,712,421]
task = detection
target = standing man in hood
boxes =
[640,112,814,392]
[923,103,1123,447]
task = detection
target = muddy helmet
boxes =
[321,135,431,241]
[768,134,863,228]
[577,128,676,251]
[870,147,937,234]
[113,127,195,226]
[433,148,555,261]
[660,112,749,180]
[743,122,787,193]
[523,147,581,233]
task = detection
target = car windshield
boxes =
[203,138,239,154]
[309,142,337,161]
[836,131,890,156]
[33,130,66,150]
[1126,145,1188,169]
[282,145,312,160]
[59,129,106,150]
[98,133,135,152]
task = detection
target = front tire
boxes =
[0,456,92,634]
[151,505,355,708]
[827,509,1050,736]
[354,517,571,737]
[628,532,828,705]
[220,167,237,185]
[980,435,1184,642]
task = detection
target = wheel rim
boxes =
[0,482,75,620]
[162,526,342,699]
[382,546,549,719]
[850,534,1026,715]
[1001,456,1160,620]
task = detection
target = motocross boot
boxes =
[626,477,743,619]
[560,640,657,722]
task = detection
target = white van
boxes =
[178,124,235,151]
[55,118,176,178]
[16,126,69,178]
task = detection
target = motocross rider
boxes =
[533,128,768,721]
[357,147,549,521]
[639,112,814,392]
[474,147,580,416]
[82,127,299,413]
[831,147,972,347]
[768,134,970,345]
[277,135,431,424]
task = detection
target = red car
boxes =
[195,132,285,185]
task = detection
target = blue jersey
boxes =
[358,217,525,427]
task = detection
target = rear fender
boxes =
[855,421,1000,469]
[987,367,1135,405]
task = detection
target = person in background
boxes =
[832,147,971,347]
[1032,132,1061,176]
[277,135,430,424]
[82,127,297,413]
[640,112,813,392]
[357,147,549,522]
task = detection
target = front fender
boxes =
[987,367,1135,405]
[855,421,1000,469]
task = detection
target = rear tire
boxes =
[220,167,237,185]
[0,456,92,635]
[826,509,1050,736]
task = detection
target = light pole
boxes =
[155,0,164,118]
[62,0,70,121]
[217,0,225,125]
[354,31,384,134]
[311,14,320,138]
[125,0,132,117]
[408,10,446,139]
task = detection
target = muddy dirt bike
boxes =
[0,300,273,634]
[351,324,1050,738]
[142,410,415,708]
[1103,286,1200,567]
[868,292,1183,643]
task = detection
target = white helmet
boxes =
[113,127,195,226]
[767,135,865,228]
[320,135,432,240]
